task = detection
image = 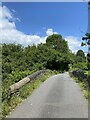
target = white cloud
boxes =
[12,9,16,13]
[0,19,16,29]
[0,28,46,46]
[0,5,46,46]
[46,29,82,53]
[0,6,12,20]
[0,4,82,53]
[46,28,58,36]
[65,36,81,53]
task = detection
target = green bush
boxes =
[2,71,55,118]
[71,62,88,71]
[2,70,35,102]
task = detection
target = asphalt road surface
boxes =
[8,72,88,118]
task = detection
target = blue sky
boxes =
[3,2,88,36]
[0,2,89,53]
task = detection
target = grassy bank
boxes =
[69,71,90,102]
[2,70,58,119]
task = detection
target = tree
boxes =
[46,34,69,53]
[76,50,85,62]
[87,53,90,70]
[76,50,85,57]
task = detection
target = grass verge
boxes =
[69,71,90,102]
[2,70,58,119]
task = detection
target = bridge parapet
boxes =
[10,70,49,94]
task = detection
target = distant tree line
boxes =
[2,34,87,81]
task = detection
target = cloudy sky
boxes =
[0,2,89,52]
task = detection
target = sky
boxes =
[0,2,89,53]
[1,0,89,2]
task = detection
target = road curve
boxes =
[8,72,88,118]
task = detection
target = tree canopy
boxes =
[46,34,69,54]
[2,33,86,82]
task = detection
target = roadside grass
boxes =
[69,72,89,102]
[2,70,58,119]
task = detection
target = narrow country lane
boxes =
[7,73,88,118]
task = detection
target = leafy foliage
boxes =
[2,33,73,118]
[46,34,69,53]
[2,70,35,102]
[2,71,56,118]
[3,33,89,117]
